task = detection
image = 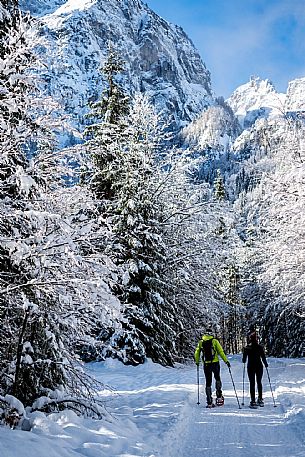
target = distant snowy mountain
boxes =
[226,76,285,128]
[181,100,240,153]
[181,77,288,158]
[179,74,305,195]
[227,75,305,125]
[20,0,213,137]
[285,77,305,113]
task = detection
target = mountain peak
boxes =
[285,77,305,113]
[227,76,285,128]
[21,0,213,137]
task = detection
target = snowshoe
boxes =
[249,401,258,409]
[257,398,264,407]
[206,403,215,408]
[216,396,224,407]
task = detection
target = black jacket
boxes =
[242,342,268,368]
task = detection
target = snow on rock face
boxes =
[285,77,305,113]
[227,76,285,128]
[182,102,240,152]
[19,0,67,16]
[21,0,213,135]
[0,5,8,20]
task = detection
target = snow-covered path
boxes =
[164,359,305,457]
[1,356,305,457]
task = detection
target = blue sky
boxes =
[146,0,305,97]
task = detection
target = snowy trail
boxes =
[90,357,305,457]
[1,357,305,457]
[161,359,305,457]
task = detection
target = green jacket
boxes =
[194,335,228,365]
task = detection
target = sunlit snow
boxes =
[1,356,305,457]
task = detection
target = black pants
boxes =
[247,365,263,402]
[203,362,222,404]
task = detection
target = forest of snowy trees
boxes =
[182,99,305,357]
[0,0,304,425]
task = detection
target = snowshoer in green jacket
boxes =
[194,327,230,407]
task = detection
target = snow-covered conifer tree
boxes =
[0,14,121,414]
[85,78,180,364]
[214,169,227,201]
[110,94,183,365]
[85,43,129,200]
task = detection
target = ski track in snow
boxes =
[1,356,305,457]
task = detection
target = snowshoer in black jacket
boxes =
[242,330,268,408]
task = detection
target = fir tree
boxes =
[84,46,177,365]
[109,94,177,365]
[0,14,67,405]
[85,44,129,200]
[214,169,227,200]
[85,83,179,365]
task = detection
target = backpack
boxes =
[201,338,215,363]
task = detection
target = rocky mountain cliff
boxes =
[226,76,305,126]
[20,0,214,137]
[20,0,66,16]
[285,77,305,113]
[180,74,305,197]
[183,75,305,155]
[226,77,286,128]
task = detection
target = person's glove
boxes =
[226,361,231,368]
[265,363,268,368]
[196,362,199,366]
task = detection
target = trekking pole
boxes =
[266,366,277,407]
[242,363,245,406]
[228,366,242,409]
[196,364,200,405]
